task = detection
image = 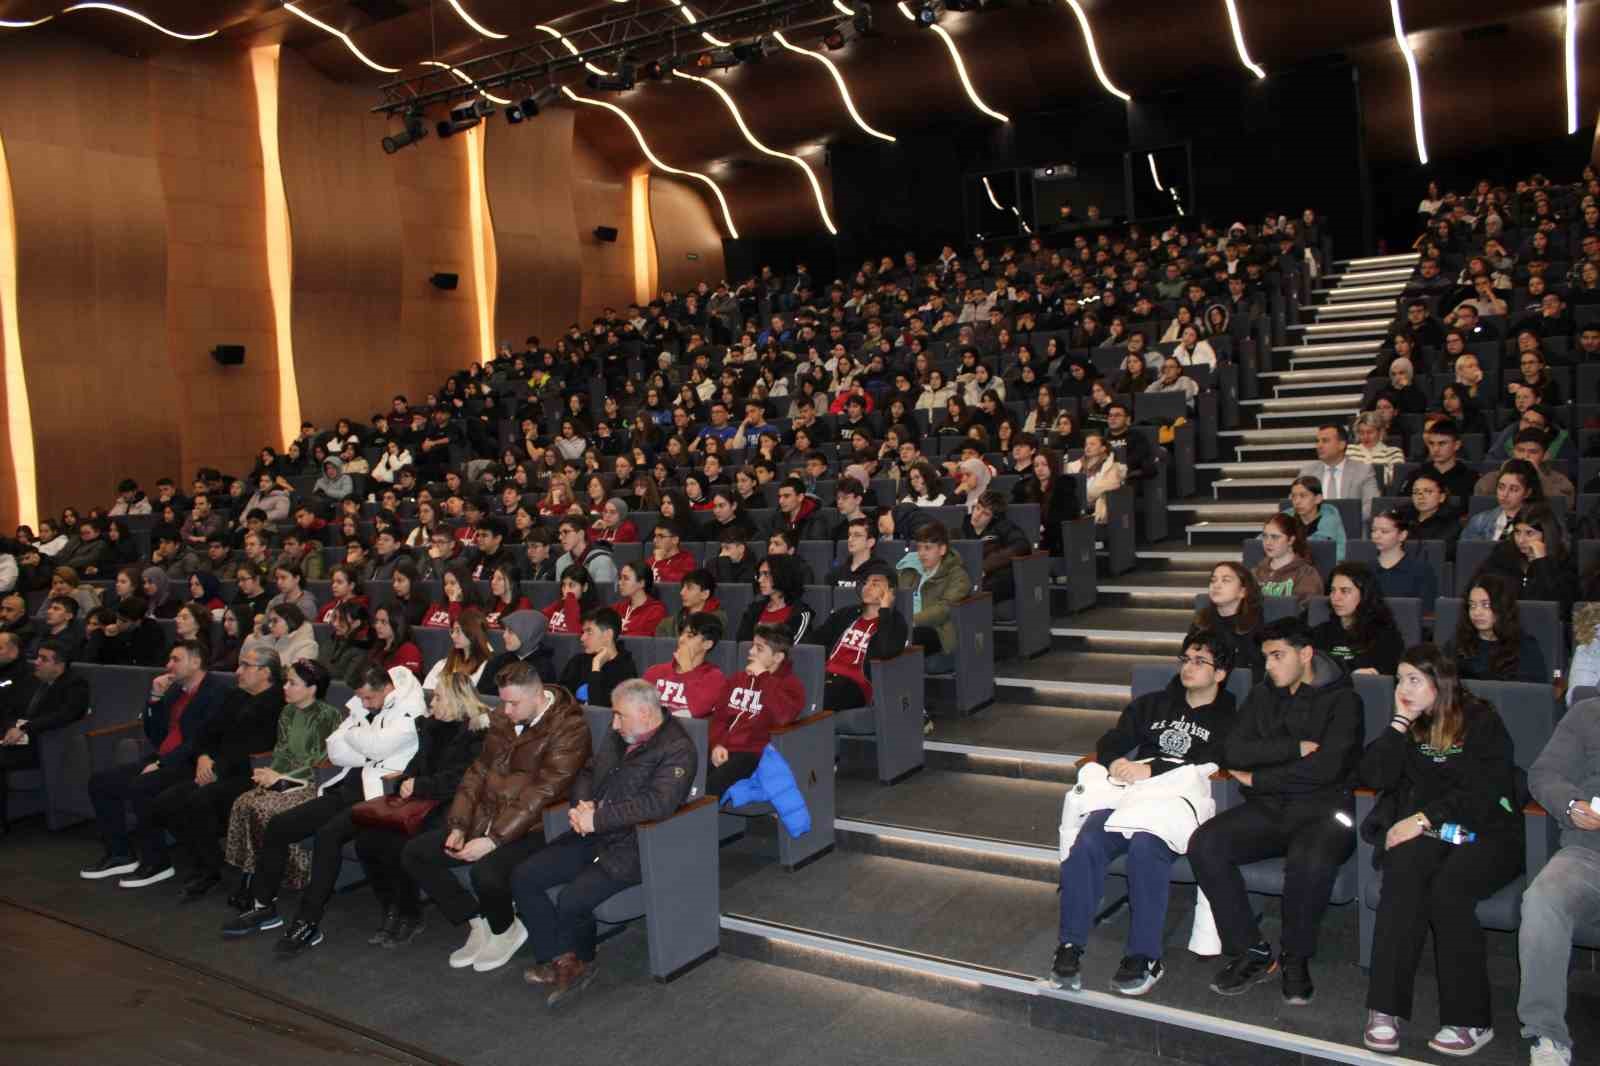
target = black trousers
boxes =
[89,760,191,864]
[0,745,38,828]
[912,626,943,655]
[353,825,421,919]
[705,750,762,799]
[510,833,636,962]
[400,826,548,933]
[151,774,253,875]
[255,775,363,921]
[1188,794,1356,959]
[824,674,869,711]
[1367,831,1523,1025]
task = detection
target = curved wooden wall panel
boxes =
[484,109,583,346]
[0,33,179,521]
[150,47,282,480]
[573,134,636,320]
[649,175,728,296]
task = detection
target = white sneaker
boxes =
[1529,1037,1572,1066]
[1428,1026,1493,1057]
[449,916,489,969]
[471,918,529,972]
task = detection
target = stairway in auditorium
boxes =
[724,254,1474,1064]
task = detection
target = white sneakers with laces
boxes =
[1528,1037,1572,1066]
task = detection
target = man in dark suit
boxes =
[0,637,90,830]
[81,640,227,888]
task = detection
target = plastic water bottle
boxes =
[1423,822,1476,845]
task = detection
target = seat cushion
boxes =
[593,884,645,924]
[831,706,876,736]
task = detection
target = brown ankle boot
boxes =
[523,960,558,986]
[545,952,597,1007]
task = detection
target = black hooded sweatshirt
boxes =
[1096,676,1237,774]
[1224,650,1363,806]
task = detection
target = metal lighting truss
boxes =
[372,0,841,115]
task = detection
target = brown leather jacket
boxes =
[445,684,591,844]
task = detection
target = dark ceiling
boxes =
[4,1,1597,187]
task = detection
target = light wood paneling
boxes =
[649,175,728,296]
[484,108,583,346]
[573,134,635,320]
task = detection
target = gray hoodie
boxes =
[314,458,354,501]
[1530,696,1600,853]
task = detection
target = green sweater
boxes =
[271,698,343,781]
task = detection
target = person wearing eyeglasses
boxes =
[1052,631,1238,997]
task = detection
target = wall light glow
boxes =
[0,128,38,530]
[672,70,837,233]
[1147,153,1163,191]
[631,171,657,305]
[1060,0,1130,103]
[1221,0,1265,79]
[562,87,739,238]
[1565,0,1579,135]
[0,16,54,28]
[667,1,730,49]
[283,2,400,74]
[771,31,894,142]
[1389,0,1427,165]
[898,2,1009,123]
[464,126,494,364]
[980,176,1030,234]
[420,59,511,106]
[248,45,302,451]
[535,24,609,77]
[60,3,216,39]
[443,0,506,39]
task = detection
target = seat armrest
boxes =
[1074,754,1095,770]
[85,720,141,740]
[641,794,716,828]
[769,711,833,736]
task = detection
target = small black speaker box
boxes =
[593,226,619,243]
[430,273,460,290]
[211,344,245,366]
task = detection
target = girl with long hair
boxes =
[541,567,597,635]
[1449,575,1546,683]
[1252,513,1324,605]
[423,607,494,692]
[1191,562,1265,678]
[370,604,423,679]
[1310,562,1399,675]
[1369,510,1437,613]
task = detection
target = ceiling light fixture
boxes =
[587,62,637,92]
[442,0,505,40]
[506,86,560,123]
[1565,0,1579,135]
[1147,153,1164,191]
[535,23,610,77]
[59,3,216,40]
[672,69,837,234]
[382,108,428,153]
[927,24,1007,121]
[1388,0,1427,164]
[282,2,398,72]
[420,59,511,106]
[436,99,490,139]
[771,30,895,142]
[668,0,732,49]
[1221,0,1265,79]
[561,86,739,238]
[1059,0,1130,102]
[0,15,54,28]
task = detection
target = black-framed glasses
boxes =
[1176,654,1216,669]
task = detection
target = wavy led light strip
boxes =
[672,70,837,233]
[282,2,400,73]
[420,59,511,105]
[0,16,53,27]
[897,2,1009,123]
[770,31,894,142]
[1147,153,1164,191]
[1060,0,1130,102]
[535,24,609,77]
[1221,0,1265,79]
[1565,0,1579,135]
[0,128,37,529]
[58,3,215,39]
[562,87,739,238]
[443,0,505,39]
[667,0,730,49]
[980,176,1031,234]
[248,45,302,452]
[1388,0,1427,165]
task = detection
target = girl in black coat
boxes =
[1310,563,1403,676]
[351,672,489,946]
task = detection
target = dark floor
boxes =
[0,820,1115,1066]
[929,704,1118,756]
[836,769,1064,846]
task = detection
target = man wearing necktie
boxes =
[1298,423,1379,522]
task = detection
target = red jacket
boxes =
[643,660,728,719]
[379,641,423,679]
[650,549,697,584]
[421,601,463,629]
[541,594,581,634]
[708,662,805,753]
[589,519,639,544]
[613,597,667,637]
[317,594,369,625]
[484,597,532,629]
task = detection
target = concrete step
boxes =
[1240,392,1362,410]
[1254,408,1358,428]
[1272,379,1371,398]
[1288,352,1381,369]
[1186,520,1259,546]
[920,703,1115,781]
[1218,426,1318,443]
[1211,476,1294,499]
[1167,500,1281,517]
[1338,252,1421,268]
[1322,266,1416,284]
[1304,299,1400,318]
[1317,280,1408,301]
[1257,366,1374,383]
[1287,318,1393,336]
[1133,545,1244,565]
[1272,339,1383,357]
[1196,458,1305,473]
[1232,442,1318,460]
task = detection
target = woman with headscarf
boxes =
[952,458,992,513]
[188,571,227,615]
[588,497,638,544]
[480,609,554,692]
[142,566,180,620]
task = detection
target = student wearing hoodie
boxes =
[895,521,972,658]
[313,457,354,502]
[1189,617,1362,1007]
[1284,477,1346,564]
[1052,630,1239,996]
[767,477,829,541]
[808,563,909,710]
[962,491,1035,603]
[654,569,725,638]
[244,473,292,525]
[644,613,729,718]
[558,608,637,708]
[735,554,815,643]
[705,624,806,797]
[481,609,553,690]
[109,478,152,516]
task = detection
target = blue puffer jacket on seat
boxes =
[721,743,811,837]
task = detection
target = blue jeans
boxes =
[1059,809,1177,960]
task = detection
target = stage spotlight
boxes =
[382,109,428,154]
[586,63,637,91]
[916,2,940,26]
[822,26,846,49]
[853,8,874,34]
[437,99,489,139]
[507,86,559,123]
[695,48,740,69]
[642,56,678,80]
[732,38,769,63]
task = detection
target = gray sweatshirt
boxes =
[1529,696,1600,852]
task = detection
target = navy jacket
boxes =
[141,673,230,769]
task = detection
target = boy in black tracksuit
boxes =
[806,563,909,710]
[1189,617,1362,1007]
[1054,630,1237,996]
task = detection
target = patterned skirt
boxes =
[224,785,318,889]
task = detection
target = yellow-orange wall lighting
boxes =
[465,125,495,364]
[249,45,302,449]
[631,171,658,306]
[0,128,37,530]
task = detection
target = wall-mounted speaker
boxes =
[211,344,245,366]
[593,226,619,243]
[429,273,460,290]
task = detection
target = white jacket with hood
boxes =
[323,665,425,799]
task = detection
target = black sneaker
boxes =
[117,862,176,889]
[1210,946,1277,996]
[275,920,324,957]
[79,854,139,880]
[1280,953,1314,1005]
[179,871,221,904]
[369,906,402,946]
[383,914,425,948]
[222,901,282,938]
[1049,943,1084,991]
[226,874,254,912]
[1112,955,1165,997]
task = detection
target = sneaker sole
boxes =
[118,868,176,888]
[80,862,139,880]
[1363,1036,1400,1054]
[1113,970,1164,997]
[276,932,325,956]
[473,930,530,972]
[1284,990,1315,1006]
[1209,960,1278,996]
[1047,973,1082,991]
[1428,1034,1492,1058]
[221,917,283,938]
